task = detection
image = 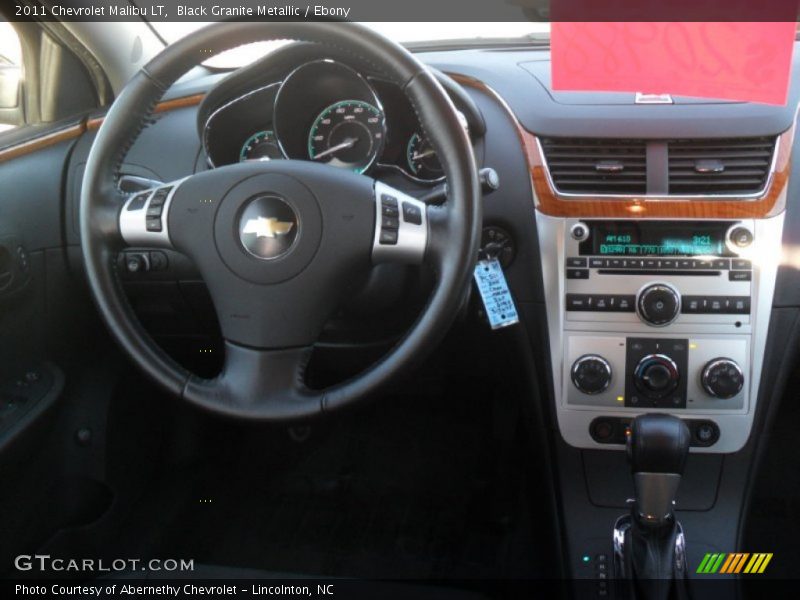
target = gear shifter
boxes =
[628,413,690,524]
[614,414,691,600]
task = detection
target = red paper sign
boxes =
[551,22,797,105]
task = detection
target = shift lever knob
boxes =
[627,414,690,524]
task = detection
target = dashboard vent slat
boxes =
[668,137,776,195]
[540,137,647,194]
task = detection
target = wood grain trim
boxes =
[451,73,794,220]
[0,94,206,164]
[86,93,205,131]
[0,124,85,164]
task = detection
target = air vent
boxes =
[540,138,647,194]
[668,137,776,195]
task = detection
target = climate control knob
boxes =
[637,283,681,326]
[701,358,744,399]
[634,354,680,398]
[571,355,612,395]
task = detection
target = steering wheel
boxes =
[80,23,481,421]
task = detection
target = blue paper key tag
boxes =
[473,258,519,330]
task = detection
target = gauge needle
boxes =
[411,149,436,161]
[313,137,358,161]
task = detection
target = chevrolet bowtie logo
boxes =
[242,216,295,239]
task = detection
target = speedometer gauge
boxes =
[240,130,283,162]
[406,133,443,180]
[308,100,385,174]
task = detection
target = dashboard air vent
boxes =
[539,138,647,194]
[668,137,776,195]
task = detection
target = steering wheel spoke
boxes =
[184,342,320,421]
[118,178,186,249]
[371,181,429,265]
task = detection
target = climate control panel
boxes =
[565,334,748,412]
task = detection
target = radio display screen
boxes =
[580,221,735,257]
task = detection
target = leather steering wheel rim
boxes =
[80,22,481,421]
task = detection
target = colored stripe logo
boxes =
[696,553,773,574]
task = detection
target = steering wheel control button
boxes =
[382,216,399,230]
[402,201,422,225]
[701,358,744,399]
[637,283,681,326]
[145,218,162,232]
[571,355,612,395]
[127,191,149,211]
[379,229,398,245]
[372,182,427,264]
[238,195,299,261]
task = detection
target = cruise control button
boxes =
[382,216,399,230]
[402,201,422,225]
[379,229,398,245]
[381,203,399,218]
[146,205,163,217]
[145,218,162,232]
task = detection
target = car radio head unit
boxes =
[579,221,736,257]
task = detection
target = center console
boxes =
[537,214,784,453]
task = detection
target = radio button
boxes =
[732,259,752,270]
[712,259,730,269]
[695,259,713,270]
[589,258,605,268]
[729,271,752,282]
[608,259,624,269]
[567,269,590,279]
[567,257,587,267]
[624,259,643,269]
[678,259,695,269]
[659,259,677,269]
[637,283,681,326]
[729,227,754,249]
[643,259,658,269]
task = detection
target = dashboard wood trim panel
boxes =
[0,124,85,164]
[87,93,206,131]
[451,73,794,220]
[0,94,206,164]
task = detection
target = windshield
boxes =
[152,22,550,68]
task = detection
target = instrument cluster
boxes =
[203,59,446,183]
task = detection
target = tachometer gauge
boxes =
[406,132,443,180]
[308,100,385,174]
[240,130,283,162]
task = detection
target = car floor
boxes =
[37,364,549,582]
